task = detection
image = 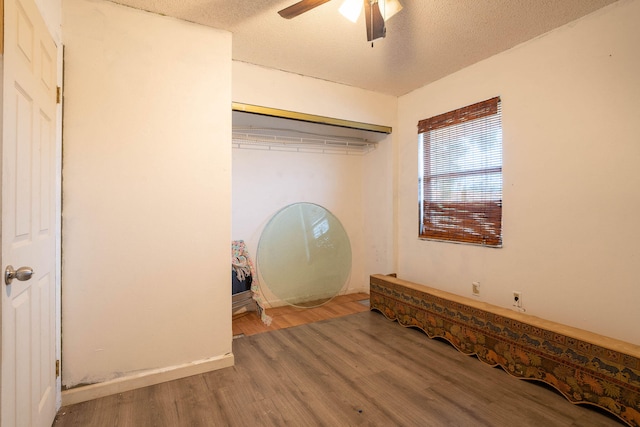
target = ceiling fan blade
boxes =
[364,0,386,41]
[278,0,333,19]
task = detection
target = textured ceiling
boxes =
[108,0,618,96]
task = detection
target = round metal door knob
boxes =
[4,265,34,285]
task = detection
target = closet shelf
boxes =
[232,128,377,155]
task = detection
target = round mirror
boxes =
[257,203,352,308]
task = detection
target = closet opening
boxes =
[231,104,392,334]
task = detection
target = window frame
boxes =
[418,97,503,247]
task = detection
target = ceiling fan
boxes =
[278,0,403,43]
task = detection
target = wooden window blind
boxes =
[418,97,502,246]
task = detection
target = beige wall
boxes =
[62,0,232,388]
[396,0,640,344]
[232,63,397,298]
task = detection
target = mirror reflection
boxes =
[257,203,352,308]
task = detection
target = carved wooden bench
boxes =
[370,274,640,426]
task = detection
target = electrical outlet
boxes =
[472,282,481,296]
[513,291,522,308]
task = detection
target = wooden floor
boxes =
[232,293,370,337]
[54,310,625,426]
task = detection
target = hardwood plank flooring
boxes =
[55,311,625,426]
[232,293,371,337]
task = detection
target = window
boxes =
[418,97,502,246]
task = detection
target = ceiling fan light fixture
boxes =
[339,0,363,23]
[340,0,402,23]
[379,0,403,21]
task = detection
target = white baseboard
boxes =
[61,353,235,406]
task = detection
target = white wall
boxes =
[396,0,640,344]
[232,63,397,302]
[62,0,232,388]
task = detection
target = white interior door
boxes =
[1,0,59,425]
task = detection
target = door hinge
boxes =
[56,360,60,378]
[56,86,62,104]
